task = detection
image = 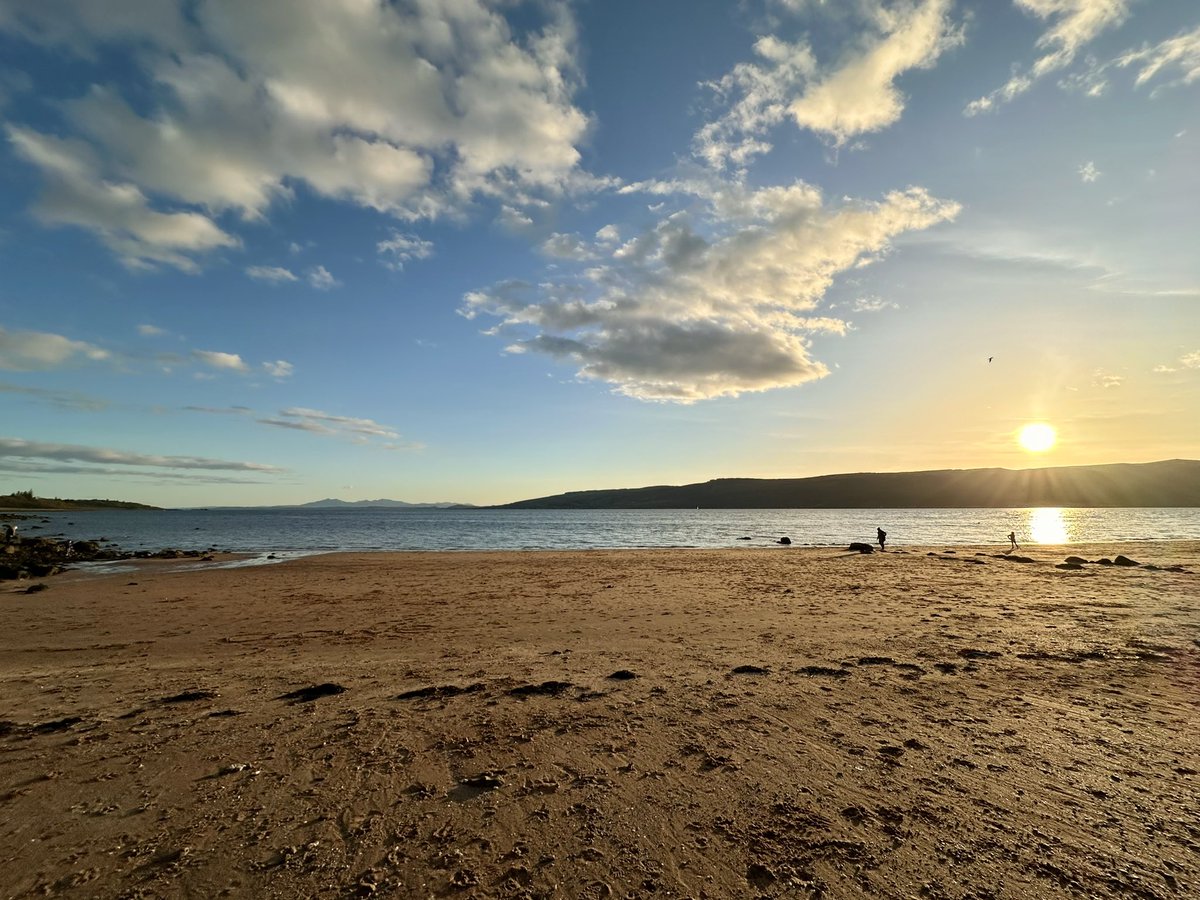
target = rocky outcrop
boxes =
[1,537,211,581]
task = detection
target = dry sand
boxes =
[1,544,1198,899]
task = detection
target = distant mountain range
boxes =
[496,459,1200,510]
[296,498,473,509]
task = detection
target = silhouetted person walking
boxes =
[877,527,887,552]
[1008,531,1019,552]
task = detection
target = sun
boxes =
[1017,423,1057,453]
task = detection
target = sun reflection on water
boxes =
[1027,507,1070,544]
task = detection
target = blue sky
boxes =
[0,0,1197,506]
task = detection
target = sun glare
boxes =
[1017,423,1057,453]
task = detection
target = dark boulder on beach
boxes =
[848,542,874,554]
[777,536,792,545]
[1113,554,1140,567]
[0,535,130,581]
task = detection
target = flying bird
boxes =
[988,357,993,363]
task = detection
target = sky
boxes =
[0,0,1197,507]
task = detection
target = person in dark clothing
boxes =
[877,527,887,551]
[1008,531,1019,552]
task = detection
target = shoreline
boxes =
[2,545,1197,897]
[18,539,1200,584]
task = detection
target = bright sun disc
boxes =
[1018,423,1057,452]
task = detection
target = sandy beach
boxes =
[1,544,1197,899]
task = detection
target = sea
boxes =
[12,507,1200,557]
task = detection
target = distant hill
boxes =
[497,460,1200,509]
[0,492,160,511]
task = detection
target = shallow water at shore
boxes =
[9,505,1200,553]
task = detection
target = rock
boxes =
[1096,558,1114,566]
[848,542,874,554]
[1055,562,1084,570]
[776,536,791,545]
[508,680,573,698]
[1064,556,1088,564]
[278,683,347,703]
[1113,554,1140,567]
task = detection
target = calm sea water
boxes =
[13,507,1200,554]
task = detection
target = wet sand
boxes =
[1,544,1198,898]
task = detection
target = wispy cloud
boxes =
[250,406,417,448]
[1153,350,1200,374]
[966,0,1131,115]
[1078,160,1101,182]
[137,323,167,337]
[277,407,400,439]
[1115,23,1200,94]
[246,265,299,284]
[0,437,280,473]
[0,381,108,411]
[182,405,253,415]
[1092,369,1123,388]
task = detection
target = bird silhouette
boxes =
[988,357,993,363]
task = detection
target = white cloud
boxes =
[696,0,961,163]
[137,323,167,337]
[966,0,1131,115]
[256,407,406,445]
[1,0,600,267]
[1078,160,1101,182]
[464,178,959,402]
[377,231,434,271]
[6,126,237,271]
[192,349,249,373]
[497,205,535,230]
[850,295,899,312]
[1092,368,1123,388]
[595,225,621,244]
[788,0,962,145]
[246,265,299,284]
[0,325,110,371]
[307,265,340,290]
[261,360,294,380]
[540,232,595,260]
